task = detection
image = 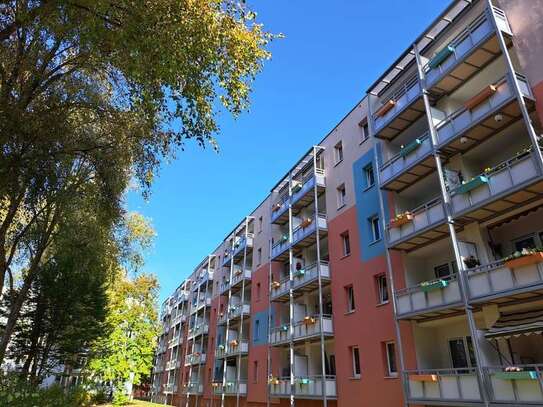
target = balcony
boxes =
[484,365,543,404]
[163,383,178,394]
[291,214,327,251]
[271,235,289,261]
[215,340,249,359]
[230,267,251,293]
[271,261,330,303]
[193,269,214,290]
[232,234,254,260]
[196,296,211,311]
[217,311,228,326]
[166,359,182,370]
[394,275,463,320]
[379,133,435,192]
[269,315,334,346]
[435,74,534,153]
[184,352,207,366]
[372,72,424,140]
[222,251,232,267]
[291,169,326,211]
[184,382,203,395]
[228,303,250,322]
[269,376,337,399]
[212,380,248,396]
[424,9,511,97]
[188,323,209,338]
[171,313,187,326]
[450,149,543,221]
[168,335,183,348]
[467,256,543,303]
[404,368,482,404]
[270,276,290,303]
[271,194,289,225]
[386,197,448,251]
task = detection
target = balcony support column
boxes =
[221,243,235,407]
[414,42,490,407]
[313,146,328,407]
[369,92,409,407]
[486,0,543,172]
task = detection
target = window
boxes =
[376,274,389,304]
[369,216,381,242]
[256,282,261,301]
[337,184,346,208]
[448,337,476,369]
[364,164,375,189]
[253,361,258,383]
[351,347,361,378]
[513,235,536,252]
[346,285,355,312]
[360,120,369,143]
[341,232,351,257]
[334,141,343,164]
[384,342,398,377]
[258,216,263,233]
[257,247,262,265]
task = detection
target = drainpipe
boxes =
[413,42,490,407]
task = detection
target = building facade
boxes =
[151,0,543,406]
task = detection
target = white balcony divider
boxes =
[379,133,432,185]
[373,73,422,134]
[395,274,462,317]
[485,365,543,403]
[405,368,481,402]
[387,197,446,244]
[424,12,494,87]
[450,150,541,215]
[467,258,543,300]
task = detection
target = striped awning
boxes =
[486,309,543,339]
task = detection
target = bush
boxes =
[0,374,93,407]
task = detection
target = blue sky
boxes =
[128,0,450,303]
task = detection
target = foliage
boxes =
[88,273,160,402]
[0,374,93,407]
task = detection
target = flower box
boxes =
[272,203,282,212]
[464,84,497,110]
[268,377,280,385]
[281,324,289,332]
[229,340,238,347]
[428,45,455,69]
[294,269,305,278]
[420,279,449,292]
[292,182,303,193]
[271,281,281,289]
[494,371,538,380]
[297,378,312,385]
[505,252,543,269]
[376,100,395,118]
[399,138,422,158]
[390,212,413,228]
[300,218,313,228]
[410,374,438,382]
[456,175,488,194]
[302,316,316,325]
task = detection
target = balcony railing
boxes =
[450,148,541,217]
[404,368,481,403]
[292,213,327,246]
[230,267,251,289]
[484,365,543,403]
[395,274,462,318]
[215,340,249,359]
[271,193,289,223]
[435,74,533,148]
[271,261,330,302]
[232,234,254,258]
[271,236,289,260]
[184,382,203,394]
[269,315,333,345]
[163,383,178,393]
[270,275,290,302]
[269,375,337,399]
[188,323,209,338]
[228,303,250,321]
[373,73,422,135]
[467,257,543,301]
[387,197,446,245]
[168,335,183,348]
[291,168,325,207]
[184,352,207,366]
[212,380,248,396]
[379,133,433,187]
[166,359,181,370]
[424,12,495,89]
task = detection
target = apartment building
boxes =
[151,0,543,406]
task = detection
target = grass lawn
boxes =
[99,400,165,407]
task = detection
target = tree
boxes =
[88,273,160,403]
[0,0,275,363]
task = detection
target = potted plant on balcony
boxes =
[272,203,282,212]
[297,377,312,385]
[399,138,422,158]
[280,324,289,332]
[504,248,543,269]
[229,339,239,347]
[268,376,280,385]
[376,99,395,118]
[271,281,281,289]
[300,217,313,228]
[456,174,489,194]
[292,181,303,194]
[390,211,413,228]
[494,366,538,380]
[420,278,449,292]
[302,316,316,325]
[463,255,480,269]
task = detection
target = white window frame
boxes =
[360,121,369,143]
[337,184,346,209]
[364,164,375,189]
[377,274,389,304]
[370,216,381,242]
[342,232,351,257]
[334,141,344,165]
[346,285,355,312]
[385,341,398,377]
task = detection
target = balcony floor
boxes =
[376,97,426,141]
[382,154,437,192]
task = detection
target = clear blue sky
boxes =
[128,0,450,303]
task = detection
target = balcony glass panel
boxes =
[485,365,543,403]
[387,197,446,244]
[404,368,481,402]
[380,133,433,186]
[450,150,541,215]
[395,275,462,317]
